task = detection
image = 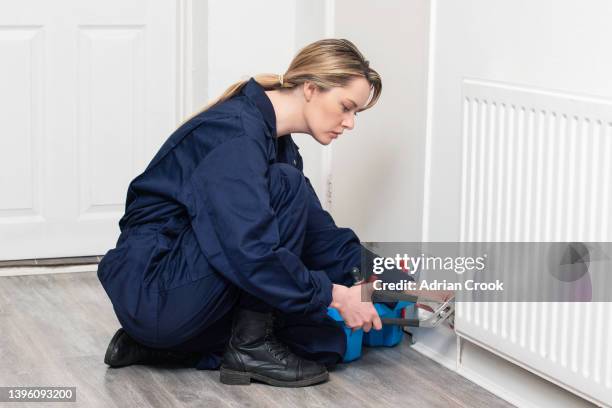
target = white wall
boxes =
[207,0,296,98]
[196,0,331,198]
[330,0,430,242]
[425,0,612,242]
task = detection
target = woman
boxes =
[97,38,383,387]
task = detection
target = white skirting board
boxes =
[0,264,98,277]
[410,327,602,408]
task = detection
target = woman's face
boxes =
[303,77,372,145]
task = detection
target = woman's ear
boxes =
[302,81,317,103]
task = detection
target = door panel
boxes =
[0,0,177,260]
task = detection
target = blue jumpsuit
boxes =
[97,78,381,370]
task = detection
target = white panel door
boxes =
[427,0,612,405]
[0,0,178,261]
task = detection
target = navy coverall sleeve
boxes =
[187,135,333,317]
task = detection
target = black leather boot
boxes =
[104,328,201,368]
[219,308,329,387]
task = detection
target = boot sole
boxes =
[219,367,329,387]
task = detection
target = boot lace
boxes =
[265,315,292,362]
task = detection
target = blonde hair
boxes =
[179,38,382,126]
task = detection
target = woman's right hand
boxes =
[330,283,382,332]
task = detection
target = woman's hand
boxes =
[330,283,382,332]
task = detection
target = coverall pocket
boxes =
[154,225,215,290]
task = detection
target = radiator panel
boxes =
[456,79,612,406]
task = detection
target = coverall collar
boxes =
[242,77,277,138]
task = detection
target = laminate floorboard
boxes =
[0,271,514,408]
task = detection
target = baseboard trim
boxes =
[456,332,605,408]
[407,337,526,406]
[0,263,99,277]
[411,340,457,371]
[0,256,101,268]
[410,332,602,408]
[456,359,542,408]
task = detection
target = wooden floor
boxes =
[0,271,514,408]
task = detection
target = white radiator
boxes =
[457,79,612,406]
